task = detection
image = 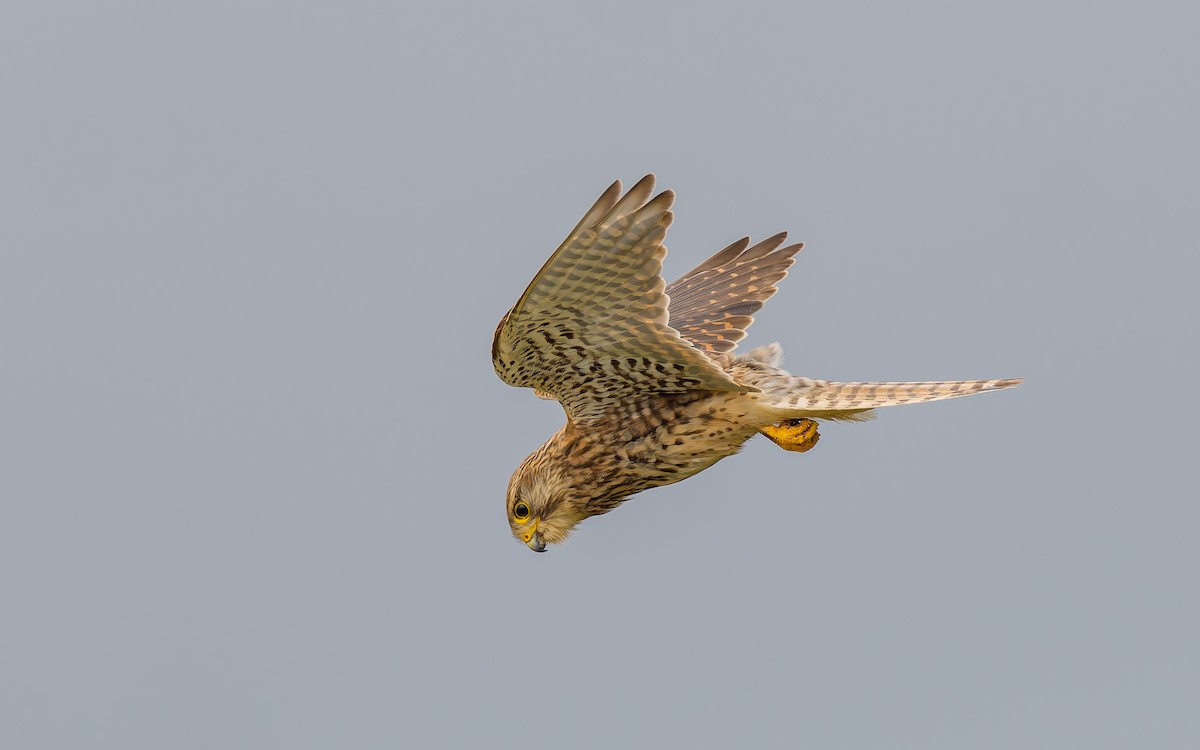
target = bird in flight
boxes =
[493,175,1021,552]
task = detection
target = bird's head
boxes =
[505,447,589,553]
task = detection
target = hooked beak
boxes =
[526,530,546,553]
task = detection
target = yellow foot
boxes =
[760,418,821,453]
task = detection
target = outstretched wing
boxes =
[492,175,748,424]
[665,233,804,354]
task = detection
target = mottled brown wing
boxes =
[493,175,748,424]
[665,233,804,354]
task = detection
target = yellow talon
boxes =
[761,418,821,453]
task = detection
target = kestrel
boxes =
[493,175,1021,552]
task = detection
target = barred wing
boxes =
[665,233,804,354]
[492,175,747,424]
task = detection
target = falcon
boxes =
[493,175,1021,552]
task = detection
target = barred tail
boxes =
[770,377,1024,422]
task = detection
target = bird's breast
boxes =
[595,392,760,487]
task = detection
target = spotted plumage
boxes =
[494,175,1022,552]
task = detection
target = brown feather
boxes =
[666,232,804,353]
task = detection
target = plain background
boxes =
[3,2,1197,748]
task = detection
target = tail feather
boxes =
[776,377,1023,421]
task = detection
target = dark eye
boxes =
[513,501,531,521]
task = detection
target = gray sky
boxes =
[3,2,1198,748]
